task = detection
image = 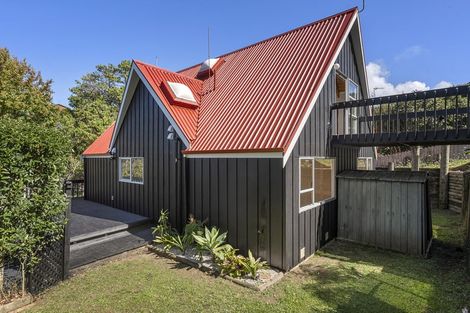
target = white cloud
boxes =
[434,81,453,89]
[394,45,425,62]
[366,62,453,97]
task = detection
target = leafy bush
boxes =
[242,250,268,279]
[152,210,171,238]
[217,249,267,279]
[217,247,246,278]
[156,233,187,253]
[0,117,70,295]
[152,214,267,279]
[153,212,205,254]
[192,227,232,260]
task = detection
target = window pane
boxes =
[131,158,144,183]
[314,159,334,202]
[336,75,346,102]
[348,80,358,100]
[300,159,313,191]
[300,191,313,208]
[120,159,130,180]
[357,158,367,170]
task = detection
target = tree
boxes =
[69,60,131,155]
[0,48,63,126]
[0,117,70,295]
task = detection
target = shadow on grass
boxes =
[299,240,470,313]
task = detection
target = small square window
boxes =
[119,157,144,184]
[299,157,336,212]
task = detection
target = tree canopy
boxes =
[69,60,131,154]
[0,48,66,125]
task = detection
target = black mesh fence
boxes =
[0,200,71,302]
[27,200,71,295]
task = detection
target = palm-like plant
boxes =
[192,227,231,260]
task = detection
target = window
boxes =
[335,72,359,135]
[119,157,144,184]
[357,157,373,170]
[299,157,336,212]
[347,80,359,134]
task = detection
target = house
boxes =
[82,7,374,270]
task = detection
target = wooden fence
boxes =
[448,171,464,213]
[461,172,470,273]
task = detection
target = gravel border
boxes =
[147,245,284,291]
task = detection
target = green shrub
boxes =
[217,249,267,279]
[192,227,232,260]
[242,250,268,279]
[217,248,247,278]
[152,210,172,238]
[0,117,70,295]
[156,233,187,253]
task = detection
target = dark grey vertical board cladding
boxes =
[187,158,285,270]
[84,158,116,207]
[84,81,185,228]
[336,171,430,256]
[282,36,365,270]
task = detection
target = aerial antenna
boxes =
[155,56,159,66]
[207,27,210,63]
[359,0,365,13]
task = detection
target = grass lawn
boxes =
[29,210,469,313]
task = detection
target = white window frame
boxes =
[119,157,144,185]
[335,73,360,135]
[299,157,336,213]
[357,157,373,170]
[346,79,359,135]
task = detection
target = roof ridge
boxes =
[177,7,358,74]
[134,60,203,85]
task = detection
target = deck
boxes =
[330,85,470,147]
[69,198,154,269]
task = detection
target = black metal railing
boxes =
[63,179,85,198]
[330,85,470,146]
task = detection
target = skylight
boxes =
[199,58,219,73]
[167,81,196,103]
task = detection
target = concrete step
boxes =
[70,224,154,269]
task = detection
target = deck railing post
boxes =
[439,145,450,210]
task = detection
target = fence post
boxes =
[388,162,395,171]
[62,198,71,279]
[411,146,420,171]
[439,145,450,210]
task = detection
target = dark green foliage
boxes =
[153,212,205,254]
[0,117,69,293]
[69,60,131,154]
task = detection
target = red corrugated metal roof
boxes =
[83,8,357,156]
[134,61,202,141]
[82,122,115,156]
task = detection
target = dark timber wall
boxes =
[85,81,186,228]
[283,36,372,269]
[187,158,284,269]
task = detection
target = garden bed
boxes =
[147,244,283,291]
[0,294,33,313]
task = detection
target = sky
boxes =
[1,0,469,104]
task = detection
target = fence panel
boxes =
[27,199,71,295]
